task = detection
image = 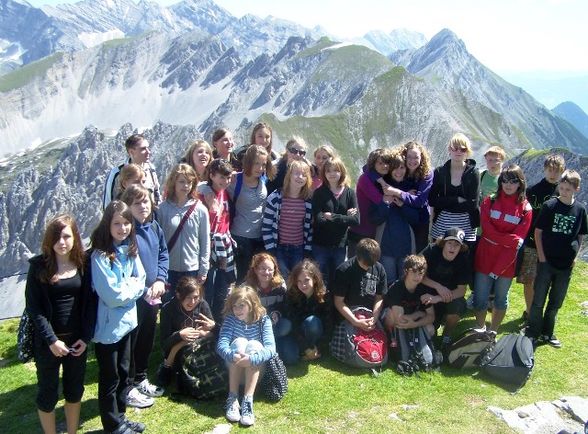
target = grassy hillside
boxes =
[1,263,586,433]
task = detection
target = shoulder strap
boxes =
[167,201,198,252]
[480,169,487,183]
[233,172,244,203]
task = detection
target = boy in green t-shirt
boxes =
[479,146,506,203]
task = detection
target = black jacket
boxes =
[429,158,480,228]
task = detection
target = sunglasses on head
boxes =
[288,147,306,156]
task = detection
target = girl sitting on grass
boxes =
[217,285,276,427]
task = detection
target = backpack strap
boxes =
[167,202,198,252]
[233,172,244,203]
[480,169,487,184]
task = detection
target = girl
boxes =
[217,285,276,427]
[114,164,146,201]
[229,145,269,283]
[283,259,330,363]
[348,148,393,257]
[262,160,313,279]
[311,156,359,288]
[245,253,291,362]
[121,185,169,406]
[370,151,419,283]
[429,133,480,245]
[158,276,215,387]
[25,215,94,434]
[474,165,532,333]
[91,201,147,434]
[235,122,278,177]
[200,158,236,321]
[157,164,210,299]
[267,136,310,194]
[311,144,337,190]
[212,128,241,171]
[181,140,213,183]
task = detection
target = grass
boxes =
[0,53,63,93]
[1,264,587,433]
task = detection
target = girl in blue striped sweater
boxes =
[217,285,276,426]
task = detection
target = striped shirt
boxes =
[431,210,476,241]
[279,197,305,245]
[216,314,276,366]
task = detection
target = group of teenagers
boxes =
[25,121,587,433]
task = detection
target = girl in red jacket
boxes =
[473,164,532,334]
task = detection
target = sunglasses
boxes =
[288,147,306,156]
[502,178,520,185]
[451,147,468,153]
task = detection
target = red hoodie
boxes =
[475,191,532,278]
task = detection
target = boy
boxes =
[517,154,566,321]
[382,255,435,337]
[526,170,587,347]
[480,146,506,202]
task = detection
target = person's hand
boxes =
[151,280,166,299]
[195,313,215,331]
[232,353,244,363]
[49,340,70,357]
[323,212,333,221]
[436,286,452,303]
[179,327,199,342]
[347,208,358,216]
[391,196,404,207]
[354,318,375,331]
[70,339,87,357]
[235,354,252,367]
[457,196,466,204]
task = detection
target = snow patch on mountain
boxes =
[78,29,126,48]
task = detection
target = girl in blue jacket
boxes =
[91,200,146,434]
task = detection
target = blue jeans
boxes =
[312,245,346,289]
[473,272,513,310]
[276,244,304,280]
[527,261,572,338]
[233,235,264,284]
[205,266,236,322]
[165,270,199,304]
[380,255,405,285]
[277,315,324,365]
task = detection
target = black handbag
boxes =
[259,353,288,402]
[17,310,34,363]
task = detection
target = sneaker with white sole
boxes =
[136,379,164,397]
[126,387,154,408]
[240,400,255,426]
[225,394,240,423]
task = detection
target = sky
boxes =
[24,0,588,110]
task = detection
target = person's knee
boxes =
[244,340,263,354]
[230,337,249,354]
[303,315,323,338]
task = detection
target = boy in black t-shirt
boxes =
[332,238,387,331]
[517,154,566,321]
[526,170,587,348]
[382,255,435,337]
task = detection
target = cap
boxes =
[443,227,465,245]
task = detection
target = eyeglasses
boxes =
[288,147,307,157]
[502,178,520,185]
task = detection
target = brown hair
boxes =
[366,148,393,172]
[402,141,432,180]
[249,122,273,148]
[175,276,203,302]
[164,163,198,204]
[40,214,85,284]
[356,238,381,265]
[222,285,266,323]
[286,259,326,304]
[124,134,145,152]
[283,160,313,199]
[117,163,145,194]
[212,128,230,144]
[120,184,153,217]
[207,158,233,187]
[90,200,138,262]
[484,145,506,161]
[321,156,349,188]
[402,255,427,278]
[560,169,581,189]
[242,145,271,178]
[544,154,566,172]
[434,238,469,253]
[245,253,285,291]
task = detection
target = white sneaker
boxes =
[136,379,164,397]
[225,395,240,423]
[126,387,154,408]
[240,400,255,426]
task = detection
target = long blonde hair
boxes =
[222,285,266,323]
[283,160,312,199]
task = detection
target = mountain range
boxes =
[1,0,588,286]
[553,101,588,140]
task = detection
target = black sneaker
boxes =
[156,363,173,388]
[124,418,146,433]
[543,335,562,348]
[521,311,529,322]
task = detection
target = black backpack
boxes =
[479,334,534,391]
[389,326,441,375]
[447,328,496,369]
[176,336,228,399]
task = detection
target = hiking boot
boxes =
[136,378,164,397]
[240,399,255,426]
[125,387,154,408]
[123,417,145,433]
[543,335,562,348]
[156,363,173,388]
[302,346,321,361]
[225,394,240,423]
